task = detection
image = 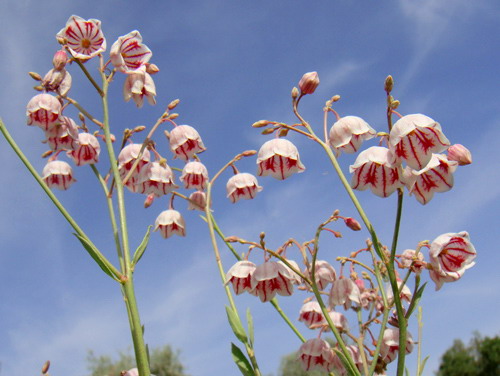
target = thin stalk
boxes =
[356,310,370,375]
[367,306,391,375]
[0,118,120,280]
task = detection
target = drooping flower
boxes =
[118,144,151,192]
[56,15,106,60]
[110,30,152,72]
[447,144,472,166]
[187,191,207,211]
[250,261,296,302]
[123,368,139,376]
[26,94,62,131]
[389,114,450,171]
[154,209,186,238]
[180,161,209,190]
[350,146,403,198]
[297,338,335,372]
[305,260,337,290]
[43,68,72,96]
[44,116,79,151]
[428,231,476,290]
[403,154,458,205]
[257,138,305,180]
[386,280,412,305]
[123,65,156,108]
[168,125,206,162]
[298,71,320,95]
[329,116,376,154]
[298,301,325,329]
[225,260,257,295]
[135,162,177,197]
[380,328,414,364]
[68,132,101,166]
[322,311,349,332]
[329,277,361,310]
[42,160,76,190]
[226,173,263,203]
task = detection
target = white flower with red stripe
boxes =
[187,191,207,211]
[45,116,79,151]
[135,162,177,197]
[250,261,296,302]
[403,154,458,205]
[168,125,206,162]
[180,161,208,190]
[56,15,106,60]
[42,160,76,190]
[306,260,337,290]
[226,173,263,203]
[380,328,414,364]
[297,338,336,372]
[225,260,257,295]
[298,301,324,329]
[329,277,361,310]
[118,144,151,192]
[26,94,61,132]
[350,146,403,198]
[154,209,186,238]
[110,30,152,72]
[428,231,476,291]
[329,116,376,154]
[389,114,450,171]
[68,132,101,166]
[123,65,156,108]
[257,138,305,180]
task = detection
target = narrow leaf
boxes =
[231,343,253,376]
[246,308,254,347]
[73,233,118,280]
[335,349,358,376]
[132,225,153,266]
[407,282,427,317]
[225,305,248,343]
[418,355,430,376]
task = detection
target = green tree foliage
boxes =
[436,333,500,376]
[87,345,188,376]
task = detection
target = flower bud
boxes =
[41,360,50,374]
[29,72,42,81]
[344,217,362,231]
[291,87,299,99]
[146,63,160,75]
[298,71,320,95]
[385,75,394,92]
[167,99,180,110]
[447,144,472,166]
[144,193,155,208]
[252,120,272,128]
[53,49,69,71]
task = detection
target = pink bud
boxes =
[53,49,68,71]
[344,217,362,231]
[298,71,320,95]
[447,144,472,166]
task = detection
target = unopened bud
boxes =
[34,85,44,91]
[224,236,240,243]
[344,217,362,231]
[331,95,341,102]
[78,113,85,123]
[332,209,340,217]
[53,49,68,71]
[332,230,342,238]
[169,113,179,120]
[146,63,160,75]
[144,193,155,208]
[29,72,42,81]
[385,75,394,92]
[278,128,289,137]
[252,120,272,128]
[56,35,67,45]
[41,150,53,158]
[291,87,299,99]
[298,71,320,95]
[42,360,50,374]
[167,99,180,110]
[133,125,146,133]
[241,150,257,157]
[447,144,472,166]
[261,128,275,135]
[391,100,400,109]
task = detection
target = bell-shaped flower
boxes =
[118,143,151,192]
[389,114,450,171]
[135,162,177,197]
[305,260,337,290]
[281,259,302,284]
[226,173,263,203]
[386,280,412,305]
[68,132,101,166]
[380,328,414,364]
[350,146,403,198]
[180,161,209,190]
[447,144,472,166]
[329,277,361,310]
[43,68,72,96]
[42,160,76,190]
[123,66,156,108]
[26,94,61,132]
[56,15,106,60]
[428,231,476,291]
[45,116,79,151]
[403,154,458,205]
[329,116,376,154]
[110,30,152,72]
[298,301,324,329]
[168,125,206,162]
[322,311,349,332]
[250,261,296,302]
[187,191,208,211]
[154,209,186,238]
[257,138,305,180]
[297,338,336,372]
[225,260,257,295]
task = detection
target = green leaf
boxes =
[132,225,153,267]
[418,355,430,376]
[231,343,254,376]
[246,308,254,347]
[335,349,359,376]
[225,305,248,343]
[73,233,118,281]
[407,282,427,317]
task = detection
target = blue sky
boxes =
[0,1,499,375]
